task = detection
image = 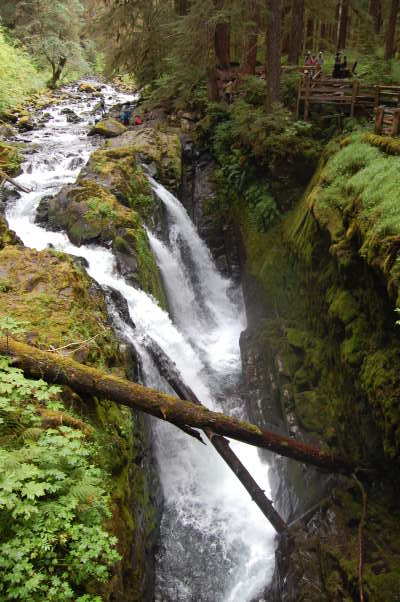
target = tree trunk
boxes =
[147,338,287,533]
[288,0,305,64]
[265,0,283,111]
[175,0,189,15]
[369,0,382,34]
[0,337,357,475]
[337,0,349,50]
[242,0,259,75]
[385,0,399,60]
[213,0,231,68]
[50,56,67,89]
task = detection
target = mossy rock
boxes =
[106,126,182,192]
[0,141,22,176]
[89,118,126,138]
[79,82,101,94]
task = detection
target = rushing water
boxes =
[5,81,276,601]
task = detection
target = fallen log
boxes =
[0,170,31,193]
[147,338,287,532]
[1,337,356,475]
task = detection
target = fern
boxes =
[0,356,120,601]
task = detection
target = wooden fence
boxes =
[297,77,400,135]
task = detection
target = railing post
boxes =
[375,106,384,134]
[304,74,311,121]
[351,80,359,117]
[391,108,400,136]
[374,85,380,109]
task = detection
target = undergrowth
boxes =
[0,27,45,113]
[0,345,120,601]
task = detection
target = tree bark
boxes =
[213,0,231,68]
[337,0,349,50]
[265,0,283,111]
[288,0,305,64]
[385,0,399,60]
[1,337,357,475]
[369,0,382,34]
[147,339,287,533]
[175,0,189,16]
[241,0,259,75]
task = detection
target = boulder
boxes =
[0,123,17,139]
[106,127,182,192]
[89,118,126,138]
[78,82,100,94]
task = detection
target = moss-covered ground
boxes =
[0,232,157,600]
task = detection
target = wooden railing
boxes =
[374,106,400,135]
[297,77,400,136]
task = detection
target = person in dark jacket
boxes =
[332,52,342,78]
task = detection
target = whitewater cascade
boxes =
[5,82,276,601]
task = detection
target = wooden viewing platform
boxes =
[297,76,400,135]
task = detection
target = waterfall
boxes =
[5,81,276,601]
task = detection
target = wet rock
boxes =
[78,82,101,94]
[0,123,17,139]
[89,118,126,138]
[105,285,136,330]
[61,107,82,123]
[17,116,35,132]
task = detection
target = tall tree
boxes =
[175,0,190,15]
[337,0,350,50]
[385,0,399,59]
[242,0,260,74]
[369,0,382,34]
[213,0,231,68]
[288,0,305,64]
[14,0,89,88]
[265,0,283,111]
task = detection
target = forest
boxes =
[1,1,400,601]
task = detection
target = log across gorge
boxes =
[3,337,357,479]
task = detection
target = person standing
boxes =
[332,52,342,78]
[317,51,324,73]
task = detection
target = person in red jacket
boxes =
[134,115,143,126]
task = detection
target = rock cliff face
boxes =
[180,139,241,280]
[237,134,400,601]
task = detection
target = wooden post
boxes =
[296,76,303,118]
[351,80,359,117]
[304,74,311,120]
[391,108,400,136]
[374,85,380,109]
[375,107,384,134]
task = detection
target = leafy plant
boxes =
[0,356,120,600]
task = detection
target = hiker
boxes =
[304,50,311,65]
[223,80,234,103]
[332,52,342,78]
[120,104,131,126]
[341,55,351,78]
[317,52,324,72]
[134,115,143,126]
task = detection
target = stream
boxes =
[5,81,276,601]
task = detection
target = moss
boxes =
[0,244,157,600]
[106,127,182,192]
[0,141,22,176]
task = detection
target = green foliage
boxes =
[0,316,29,337]
[0,27,45,112]
[13,0,94,87]
[0,356,120,600]
[87,197,117,221]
